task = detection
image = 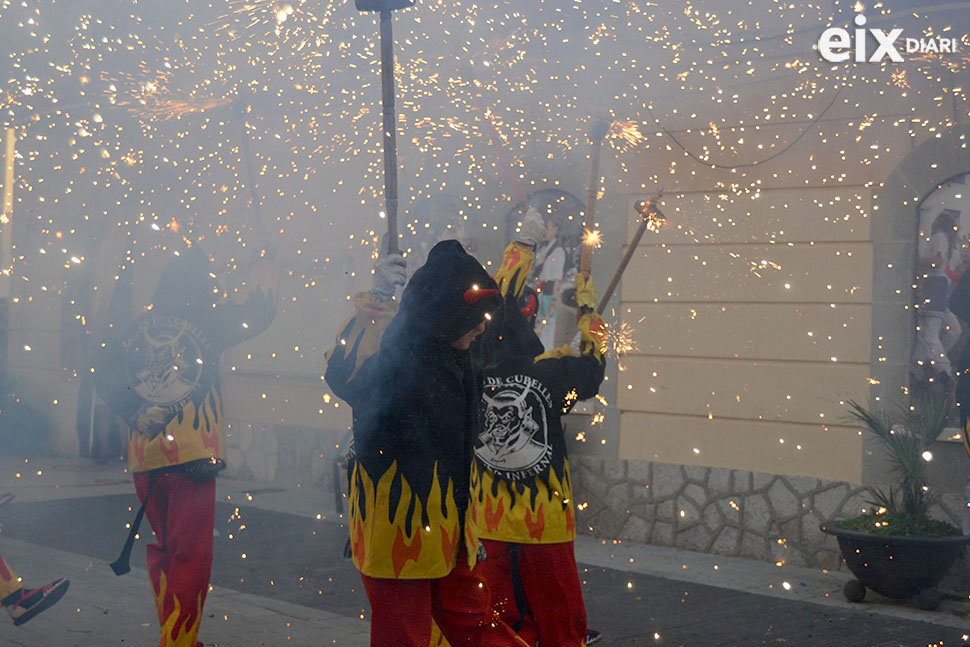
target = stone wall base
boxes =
[223,420,347,502]
[571,455,966,577]
[220,426,970,592]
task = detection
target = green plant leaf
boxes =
[844,396,951,522]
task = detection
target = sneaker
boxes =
[585,629,603,645]
[3,578,70,626]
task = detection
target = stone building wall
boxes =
[571,455,965,572]
[223,420,347,505]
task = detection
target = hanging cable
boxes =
[653,86,844,170]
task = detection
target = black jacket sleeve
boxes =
[209,260,279,349]
[325,316,380,408]
[536,352,606,413]
[950,271,970,324]
[93,324,144,426]
[208,291,276,349]
[324,293,398,408]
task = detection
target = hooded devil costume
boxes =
[95,245,277,647]
[468,240,606,647]
[326,240,529,647]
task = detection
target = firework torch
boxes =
[596,193,665,315]
[356,0,414,255]
[580,120,610,275]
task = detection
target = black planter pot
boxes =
[821,523,970,604]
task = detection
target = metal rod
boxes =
[596,200,664,314]
[379,10,400,254]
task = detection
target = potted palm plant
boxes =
[820,396,970,610]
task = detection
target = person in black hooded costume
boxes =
[325,240,529,647]
[468,236,606,647]
[95,241,277,647]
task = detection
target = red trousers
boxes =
[134,471,215,647]
[360,545,528,647]
[478,539,587,647]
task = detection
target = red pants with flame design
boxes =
[134,471,215,647]
[361,544,528,647]
[478,539,586,647]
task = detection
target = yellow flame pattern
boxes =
[324,292,398,381]
[129,389,223,473]
[468,459,575,544]
[494,241,535,299]
[154,571,204,647]
[0,554,20,599]
[349,459,478,579]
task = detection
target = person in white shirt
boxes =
[532,218,566,351]
[914,209,962,394]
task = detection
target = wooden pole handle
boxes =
[379,11,400,255]
[596,197,663,314]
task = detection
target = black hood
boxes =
[383,240,502,353]
[103,245,217,332]
[152,246,218,314]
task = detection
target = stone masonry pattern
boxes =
[223,423,969,586]
[570,455,966,573]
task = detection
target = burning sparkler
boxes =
[605,119,644,153]
[634,199,667,234]
[101,39,234,123]
[582,228,603,250]
[606,317,639,359]
[213,0,339,54]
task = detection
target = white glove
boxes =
[372,253,407,301]
[516,207,545,248]
[135,406,169,439]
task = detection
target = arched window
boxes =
[910,172,969,400]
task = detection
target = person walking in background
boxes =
[95,240,278,647]
[326,240,529,647]
[531,215,567,351]
[914,208,962,396]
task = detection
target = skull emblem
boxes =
[481,388,540,465]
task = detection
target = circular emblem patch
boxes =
[122,313,212,412]
[476,375,553,482]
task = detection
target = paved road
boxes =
[2,493,966,646]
